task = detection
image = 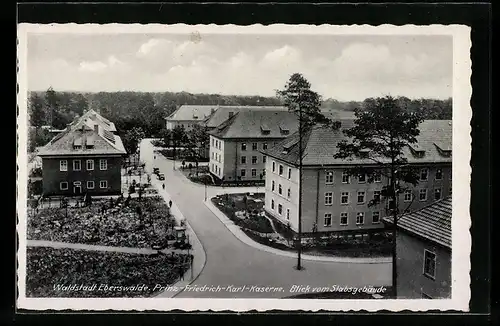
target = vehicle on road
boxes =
[153,167,160,174]
[157,173,165,180]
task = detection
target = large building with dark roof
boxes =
[383,196,452,299]
[38,109,127,196]
[261,119,452,237]
[165,105,217,131]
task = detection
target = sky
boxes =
[27,33,453,101]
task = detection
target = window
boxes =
[358,174,366,183]
[357,191,365,204]
[272,180,275,192]
[73,160,81,171]
[278,204,283,215]
[86,159,94,171]
[324,213,332,227]
[423,250,436,279]
[288,168,292,179]
[272,161,276,172]
[404,189,412,202]
[325,171,334,184]
[60,160,68,172]
[372,211,380,224]
[99,180,108,189]
[263,155,267,163]
[278,184,282,195]
[271,199,275,210]
[241,156,246,164]
[263,143,268,150]
[341,192,349,205]
[373,190,381,202]
[287,188,291,199]
[99,159,108,171]
[340,213,348,225]
[420,168,429,181]
[240,169,246,177]
[262,169,266,176]
[252,142,258,150]
[60,181,68,190]
[87,181,95,189]
[342,171,350,183]
[286,209,290,220]
[279,165,284,176]
[325,192,333,205]
[374,172,382,183]
[241,143,247,151]
[356,212,365,225]
[252,156,258,164]
[419,189,428,201]
[251,168,257,177]
[435,168,443,180]
[434,188,442,201]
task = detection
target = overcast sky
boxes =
[27,33,453,101]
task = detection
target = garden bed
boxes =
[28,196,177,248]
[26,247,190,298]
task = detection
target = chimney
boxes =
[94,124,99,134]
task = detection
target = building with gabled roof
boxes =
[383,196,452,298]
[261,119,452,238]
[38,110,127,196]
[202,105,288,130]
[165,105,217,131]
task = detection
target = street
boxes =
[140,140,392,298]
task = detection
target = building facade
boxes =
[262,120,452,236]
[384,196,452,299]
[208,110,299,183]
[38,109,127,196]
[165,105,216,131]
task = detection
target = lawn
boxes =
[28,196,177,248]
[26,247,191,298]
[211,193,273,233]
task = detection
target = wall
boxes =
[166,120,202,131]
[42,155,123,196]
[396,232,452,299]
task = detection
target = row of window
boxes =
[60,180,108,190]
[272,162,292,179]
[323,187,447,206]
[60,159,107,172]
[271,181,291,200]
[212,138,222,150]
[270,199,291,220]
[238,142,268,151]
[239,155,266,165]
[322,211,381,226]
[212,152,222,163]
[239,168,266,178]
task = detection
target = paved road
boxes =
[140,140,392,298]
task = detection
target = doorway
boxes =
[73,181,82,195]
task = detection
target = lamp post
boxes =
[204,177,207,202]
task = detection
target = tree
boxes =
[171,125,186,160]
[29,92,46,127]
[333,95,425,298]
[189,123,210,162]
[123,127,146,157]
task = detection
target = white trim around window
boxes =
[324,192,333,206]
[60,181,68,190]
[73,159,81,171]
[59,160,68,172]
[372,211,380,224]
[340,212,348,226]
[99,159,108,171]
[356,212,365,225]
[86,159,94,171]
[99,180,108,189]
[87,181,95,189]
[423,249,437,280]
[324,213,332,227]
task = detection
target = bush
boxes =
[150,139,165,147]
[189,174,213,185]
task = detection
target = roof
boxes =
[263,119,452,166]
[203,105,287,128]
[383,196,452,249]
[208,110,300,139]
[38,110,126,157]
[166,105,218,122]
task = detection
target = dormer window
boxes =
[73,137,82,150]
[261,124,271,135]
[409,144,426,158]
[279,126,290,135]
[85,136,95,149]
[434,143,452,157]
[359,148,371,158]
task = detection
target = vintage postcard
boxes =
[17,23,471,311]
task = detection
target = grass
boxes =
[26,247,191,298]
[28,196,177,248]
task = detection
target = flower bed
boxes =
[28,196,177,248]
[211,193,273,233]
[26,247,191,298]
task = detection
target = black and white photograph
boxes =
[16,23,471,312]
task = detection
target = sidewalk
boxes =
[150,178,207,298]
[204,199,392,264]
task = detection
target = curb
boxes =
[204,199,391,264]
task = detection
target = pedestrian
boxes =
[162,183,165,190]
[169,200,172,208]
[154,155,156,160]
[178,266,184,281]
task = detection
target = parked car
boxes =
[157,173,165,180]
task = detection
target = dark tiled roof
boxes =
[203,106,287,128]
[263,120,452,166]
[38,111,126,157]
[166,105,218,121]
[208,110,300,139]
[383,196,452,249]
